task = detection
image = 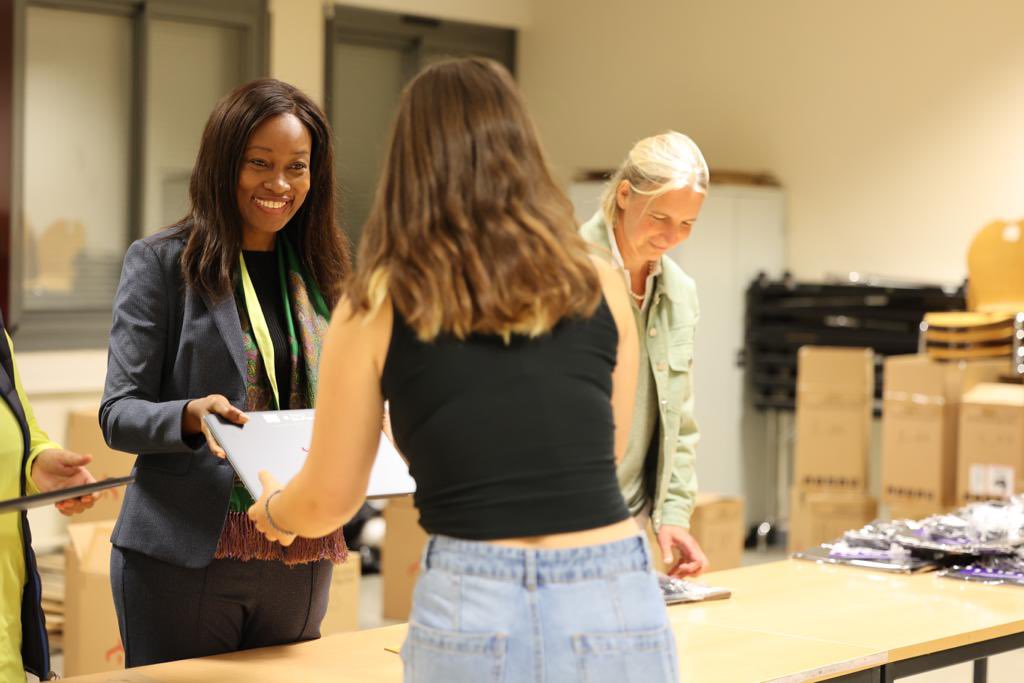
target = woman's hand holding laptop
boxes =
[183,393,249,459]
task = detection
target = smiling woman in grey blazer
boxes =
[100,79,351,667]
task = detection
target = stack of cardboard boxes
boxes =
[788,347,878,552]
[62,408,135,677]
[790,346,1021,551]
[880,356,1007,519]
[956,381,1024,504]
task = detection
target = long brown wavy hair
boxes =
[178,79,350,305]
[349,58,600,340]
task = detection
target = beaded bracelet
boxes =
[265,489,295,536]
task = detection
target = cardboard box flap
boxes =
[797,346,874,394]
[963,383,1024,408]
[883,355,946,401]
[885,356,1010,402]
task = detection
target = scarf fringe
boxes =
[215,511,348,566]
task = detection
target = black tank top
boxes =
[381,298,630,539]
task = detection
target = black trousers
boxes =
[110,546,332,668]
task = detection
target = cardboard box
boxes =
[687,493,745,572]
[645,493,745,573]
[793,347,874,492]
[787,489,877,552]
[65,408,136,523]
[64,521,123,677]
[320,558,361,635]
[881,356,1008,513]
[885,499,953,522]
[957,383,1024,504]
[381,495,427,621]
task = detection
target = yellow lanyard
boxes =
[238,253,280,409]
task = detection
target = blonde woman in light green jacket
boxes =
[580,131,708,577]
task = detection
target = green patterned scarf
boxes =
[214,235,347,566]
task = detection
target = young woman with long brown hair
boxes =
[249,59,679,682]
[100,78,350,666]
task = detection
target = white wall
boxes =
[339,0,530,28]
[269,0,532,107]
[520,0,1024,286]
[269,0,328,105]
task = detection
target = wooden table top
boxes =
[62,559,1024,683]
[676,559,1024,662]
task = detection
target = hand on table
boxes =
[657,524,710,578]
[30,449,98,516]
[183,394,247,459]
[248,470,296,547]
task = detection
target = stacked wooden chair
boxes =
[920,220,1024,376]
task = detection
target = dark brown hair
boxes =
[179,78,350,304]
[349,58,600,340]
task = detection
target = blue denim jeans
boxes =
[401,534,679,683]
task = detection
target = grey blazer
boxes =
[101,228,248,568]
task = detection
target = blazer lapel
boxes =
[202,291,247,388]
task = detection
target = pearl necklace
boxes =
[629,261,656,304]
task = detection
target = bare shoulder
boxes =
[587,255,631,328]
[588,253,620,281]
[328,295,394,370]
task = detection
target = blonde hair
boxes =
[600,131,709,225]
[349,58,601,342]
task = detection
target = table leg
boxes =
[973,657,987,683]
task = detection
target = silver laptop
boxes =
[205,409,416,501]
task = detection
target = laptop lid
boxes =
[205,409,415,501]
[0,476,135,514]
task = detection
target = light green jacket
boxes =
[581,212,700,530]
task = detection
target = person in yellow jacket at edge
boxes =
[0,314,97,682]
[580,131,711,577]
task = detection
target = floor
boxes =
[39,548,1024,682]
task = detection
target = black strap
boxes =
[0,311,30,493]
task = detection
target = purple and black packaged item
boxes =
[892,498,1024,556]
[792,540,937,574]
[939,550,1024,586]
